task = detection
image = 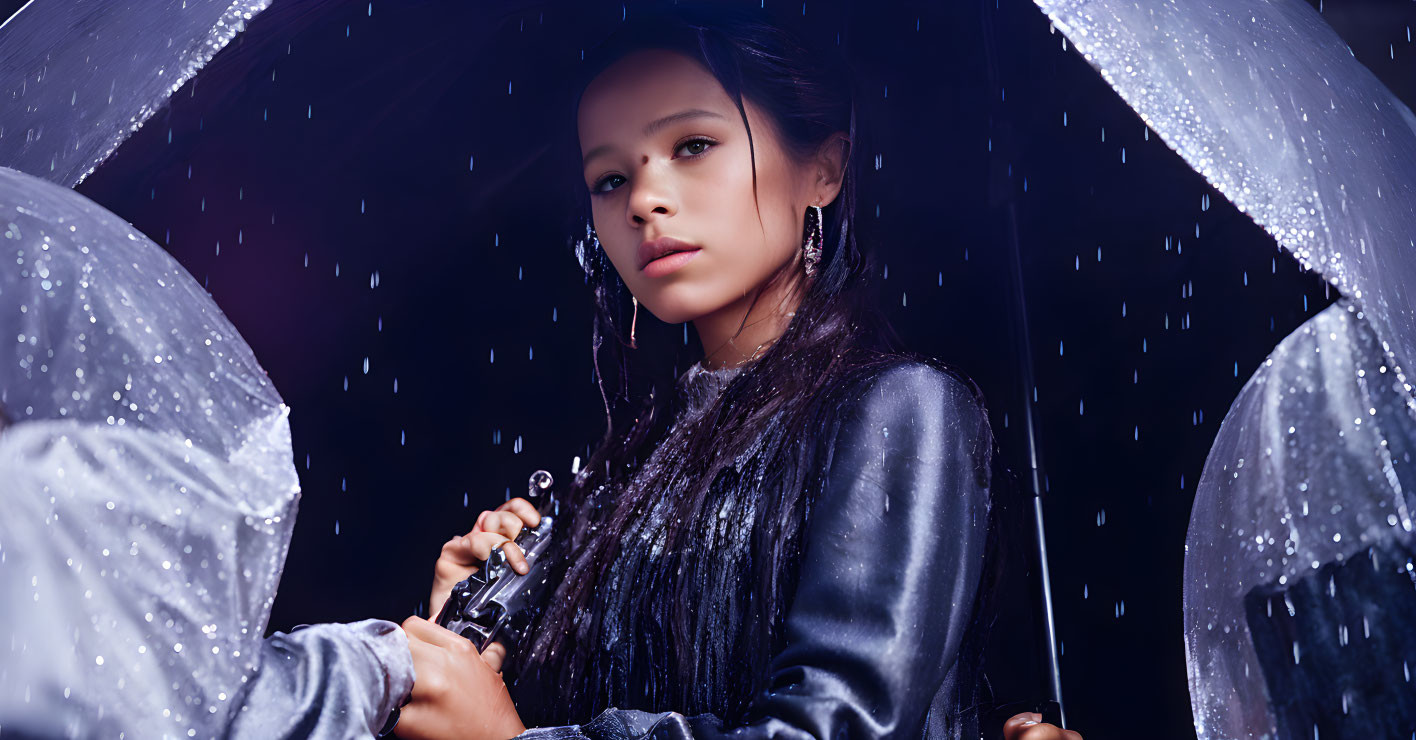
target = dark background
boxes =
[7,0,1414,737]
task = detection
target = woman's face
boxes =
[577,48,841,325]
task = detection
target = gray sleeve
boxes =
[226,619,416,740]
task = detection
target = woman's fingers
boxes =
[468,531,509,561]
[495,497,541,528]
[1003,712,1040,739]
[471,498,539,534]
[431,510,533,619]
[499,541,530,575]
[438,534,480,569]
[402,616,466,652]
[468,532,528,575]
[483,511,526,542]
[437,530,528,577]
[1002,713,1084,740]
[398,621,525,740]
[481,641,507,673]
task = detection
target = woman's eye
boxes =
[675,137,715,158]
[591,174,625,194]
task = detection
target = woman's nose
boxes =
[626,166,675,226]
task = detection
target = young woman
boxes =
[397,6,1081,740]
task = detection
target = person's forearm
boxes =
[226,620,415,740]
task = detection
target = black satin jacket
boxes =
[515,359,994,740]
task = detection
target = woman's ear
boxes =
[813,133,851,207]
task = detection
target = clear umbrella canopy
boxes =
[1035,0,1416,383]
[0,163,300,735]
[0,0,273,188]
[1031,0,1416,736]
[1185,298,1416,739]
[0,4,428,735]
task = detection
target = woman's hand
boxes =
[396,616,526,740]
[1003,712,1083,740]
[429,498,542,616]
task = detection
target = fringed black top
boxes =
[508,357,995,740]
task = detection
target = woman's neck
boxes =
[694,271,805,371]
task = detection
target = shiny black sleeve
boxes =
[516,362,993,740]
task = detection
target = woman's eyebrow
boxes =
[583,109,728,167]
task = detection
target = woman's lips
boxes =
[641,247,701,278]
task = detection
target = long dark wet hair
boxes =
[510,2,1014,732]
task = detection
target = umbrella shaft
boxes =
[1005,200,1068,728]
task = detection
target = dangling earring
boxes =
[802,203,824,279]
[629,295,639,349]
